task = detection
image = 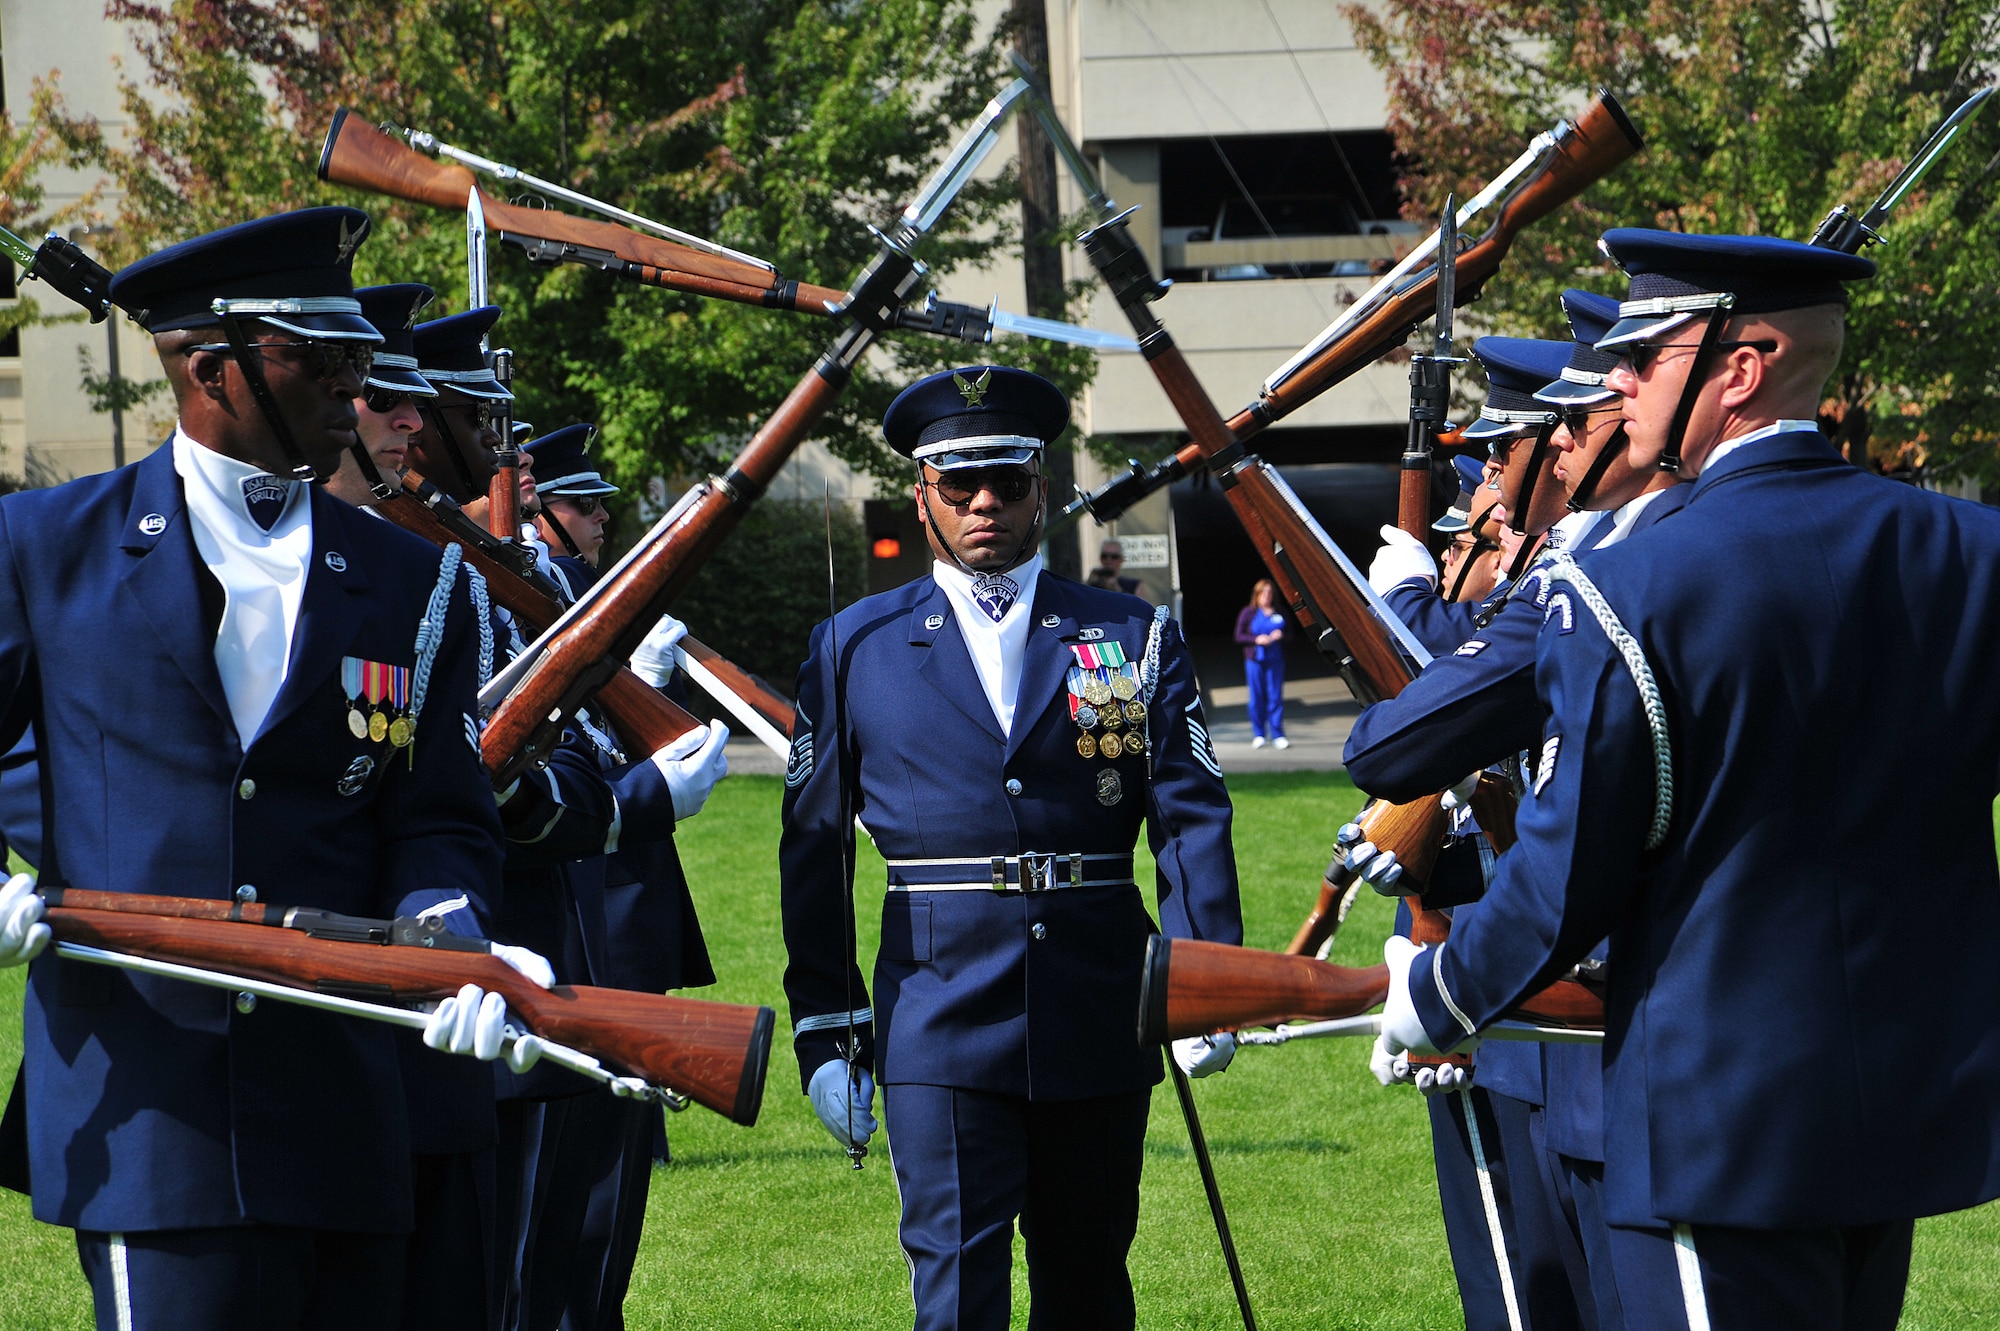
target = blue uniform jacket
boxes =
[781,572,1242,1100]
[0,445,502,1233]
[1410,431,2000,1227]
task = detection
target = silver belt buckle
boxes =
[991,856,1009,893]
[1021,853,1055,893]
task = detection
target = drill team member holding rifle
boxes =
[0,208,540,1328]
[779,367,1242,1330]
[1373,231,2000,1329]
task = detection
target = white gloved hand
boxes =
[652,719,730,821]
[629,612,690,688]
[519,526,558,581]
[1172,1032,1237,1078]
[807,1058,878,1152]
[1381,935,1467,1059]
[1344,839,1407,896]
[1439,772,1483,812]
[493,943,557,989]
[1367,524,1438,595]
[0,872,49,968]
[423,984,511,1061]
[1369,1037,1474,1096]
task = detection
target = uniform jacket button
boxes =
[237,778,256,800]
[1005,779,1023,796]
[1031,923,1047,941]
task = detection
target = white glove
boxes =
[519,526,558,581]
[1367,524,1438,594]
[423,984,510,1061]
[807,1058,878,1152]
[1380,935,1469,1060]
[652,719,729,821]
[1173,1032,1236,1078]
[1439,772,1483,812]
[629,612,690,688]
[1344,838,1407,896]
[493,943,557,989]
[1369,1039,1473,1096]
[0,872,49,968]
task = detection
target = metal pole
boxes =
[1169,1063,1257,1330]
[106,315,125,469]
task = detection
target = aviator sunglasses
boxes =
[1625,337,1776,375]
[187,339,375,383]
[925,467,1039,507]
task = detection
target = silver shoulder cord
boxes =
[1540,552,1674,850]
[1140,603,1169,770]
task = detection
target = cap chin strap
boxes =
[539,505,583,558]
[1658,301,1734,475]
[1502,419,1559,582]
[417,403,483,501]
[1446,540,1496,602]
[346,434,398,503]
[919,477,1047,579]
[212,309,323,483]
[1564,422,1631,512]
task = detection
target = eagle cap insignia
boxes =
[953,368,992,408]
[334,215,368,264]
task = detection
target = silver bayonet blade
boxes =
[1434,192,1457,355]
[899,79,1034,240]
[466,187,489,327]
[1865,87,1996,228]
[985,302,1139,352]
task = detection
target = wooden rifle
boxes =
[1056,89,1643,528]
[1137,936,1602,1046]
[318,109,849,317]
[43,887,774,1124]
[475,80,1037,789]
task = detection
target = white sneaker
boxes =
[1273,736,1290,750]
[1251,736,1267,749]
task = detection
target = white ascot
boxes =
[934,553,1042,737]
[172,427,313,747]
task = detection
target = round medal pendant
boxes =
[1101,708,1122,731]
[1110,674,1138,701]
[1099,731,1124,759]
[347,708,369,740]
[1095,768,1123,806]
[1083,679,1114,707]
[1123,699,1147,723]
[1124,731,1147,757]
[1075,703,1100,730]
[1076,733,1098,759]
[388,717,414,748]
[368,711,389,744]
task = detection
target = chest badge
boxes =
[336,754,376,797]
[1095,768,1123,806]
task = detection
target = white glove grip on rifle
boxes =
[807,1059,878,1152]
[1380,935,1447,1059]
[493,943,557,990]
[629,612,690,688]
[424,984,510,1061]
[653,719,730,821]
[1367,525,1438,595]
[1439,772,1483,812]
[1173,1032,1236,1078]
[0,872,49,968]
[1344,840,1406,895]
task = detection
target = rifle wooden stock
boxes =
[1397,467,1431,540]
[1139,935,1605,1045]
[488,450,521,540]
[46,895,774,1124]
[367,486,707,765]
[1142,937,1390,1044]
[1283,794,1452,956]
[318,109,846,316]
[481,362,847,786]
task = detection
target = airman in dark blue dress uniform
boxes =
[0,208,511,1329]
[779,366,1242,1330]
[1376,231,2000,1330]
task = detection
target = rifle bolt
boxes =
[234,992,258,1015]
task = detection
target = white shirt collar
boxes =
[171,424,305,535]
[933,553,1042,738]
[1695,419,1821,477]
[1593,485,1675,550]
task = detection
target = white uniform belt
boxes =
[885,852,1135,893]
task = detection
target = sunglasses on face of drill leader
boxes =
[186,339,376,384]
[924,467,1039,507]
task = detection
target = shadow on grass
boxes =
[1146,1137,1356,1159]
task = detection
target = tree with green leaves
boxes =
[42,0,1095,498]
[1348,0,2000,482]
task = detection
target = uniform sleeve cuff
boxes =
[1409,947,1475,1051]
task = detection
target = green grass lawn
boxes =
[1,771,1995,1327]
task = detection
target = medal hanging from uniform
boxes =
[1066,642,1146,763]
[342,656,416,749]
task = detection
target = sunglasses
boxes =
[1446,536,1497,560]
[1626,338,1777,375]
[362,386,420,414]
[926,467,1039,507]
[1557,403,1624,432]
[188,339,375,383]
[433,399,502,431]
[554,495,605,517]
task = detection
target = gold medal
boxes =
[368,710,389,744]
[1101,708,1122,731]
[1110,674,1138,701]
[348,708,369,740]
[1124,731,1147,758]
[1099,731,1123,759]
[1076,733,1097,759]
[388,717,414,748]
[1083,678,1114,707]
[1123,699,1147,724]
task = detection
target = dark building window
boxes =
[1159,132,1409,283]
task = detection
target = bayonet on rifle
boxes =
[0,224,113,323]
[1811,87,1995,254]
[1399,195,1461,537]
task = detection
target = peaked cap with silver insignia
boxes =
[883,365,1070,472]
